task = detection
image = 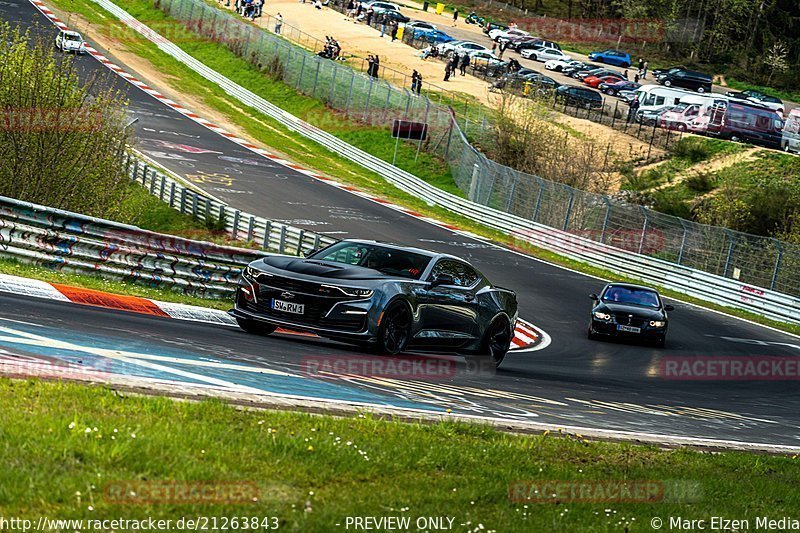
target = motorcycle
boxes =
[465,12,485,26]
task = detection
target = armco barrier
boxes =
[89,0,800,325]
[0,153,336,298]
[124,151,337,259]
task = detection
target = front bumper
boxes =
[232,280,378,342]
[590,318,666,339]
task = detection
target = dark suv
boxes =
[555,85,604,109]
[657,69,712,93]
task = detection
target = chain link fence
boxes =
[153,0,800,296]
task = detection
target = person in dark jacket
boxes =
[459,52,470,75]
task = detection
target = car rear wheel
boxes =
[663,80,672,87]
[236,317,277,336]
[697,87,705,93]
[481,316,512,367]
[377,302,412,355]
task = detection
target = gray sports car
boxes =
[231,240,519,365]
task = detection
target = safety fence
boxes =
[0,150,337,298]
[94,0,800,310]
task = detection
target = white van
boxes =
[632,85,701,115]
[782,109,800,154]
[657,94,716,132]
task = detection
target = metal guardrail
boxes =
[124,152,337,259]
[0,152,336,298]
[92,0,800,325]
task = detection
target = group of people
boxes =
[344,2,401,42]
[366,54,381,77]
[443,52,471,81]
[232,0,264,20]
[318,36,345,60]
[410,70,423,95]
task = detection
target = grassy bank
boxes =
[1,379,799,531]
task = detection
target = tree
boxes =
[0,23,132,218]
[764,41,789,85]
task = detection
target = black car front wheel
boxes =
[236,317,277,336]
[482,317,512,366]
[377,302,412,355]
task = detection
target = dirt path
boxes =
[649,147,762,192]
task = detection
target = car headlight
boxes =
[593,311,611,321]
[243,265,270,280]
[339,287,374,298]
[649,320,666,328]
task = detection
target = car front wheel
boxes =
[376,301,412,355]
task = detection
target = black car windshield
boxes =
[602,286,661,308]
[310,242,431,280]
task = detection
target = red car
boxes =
[584,75,624,88]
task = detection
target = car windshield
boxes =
[602,286,661,308]
[310,242,431,280]
[64,34,81,42]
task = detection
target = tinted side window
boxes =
[430,260,480,287]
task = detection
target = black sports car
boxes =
[231,240,519,365]
[587,283,673,347]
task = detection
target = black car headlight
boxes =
[649,320,666,328]
[593,311,611,321]
[242,266,258,280]
[339,287,374,298]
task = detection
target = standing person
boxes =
[380,16,387,37]
[642,61,649,79]
[638,57,644,71]
[628,96,640,123]
[459,52,469,75]
[634,72,640,83]
[365,6,373,26]
[491,41,497,54]
[390,21,398,42]
[623,69,628,80]
[452,8,458,26]
[366,55,375,77]
[411,70,419,94]
[373,55,380,78]
[415,71,422,94]
[444,60,451,81]
[256,0,263,17]
[275,12,283,34]
[346,0,354,18]
[498,40,506,59]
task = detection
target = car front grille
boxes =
[239,276,368,333]
[613,314,648,328]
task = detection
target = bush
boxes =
[0,23,131,218]
[685,172,715,193]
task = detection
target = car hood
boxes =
[596,302,665,319]
[255,256,395,282]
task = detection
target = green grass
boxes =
[2,378,800,531]
[38,0,800,337]
[622,137,743,192]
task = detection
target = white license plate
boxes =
[271,299,305,314]
[618,324,641,333]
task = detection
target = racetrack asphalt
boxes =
[4,0,800,447]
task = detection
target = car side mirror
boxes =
[302,248,319,258]
[589,293,599,301]
[430,273,455,287]
[664,304,674,312]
